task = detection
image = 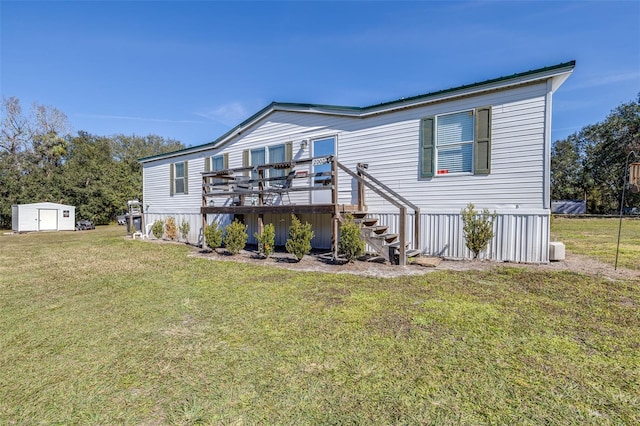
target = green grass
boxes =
[551,216,640,270]
[0,225,638,424]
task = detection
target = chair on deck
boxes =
[230,176,254,206]
[265,170,295,205]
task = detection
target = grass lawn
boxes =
[0,224,638,424]
[551,216,640,270]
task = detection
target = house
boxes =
[12,202,76,232]
[139,61,575,264]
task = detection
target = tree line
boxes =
[2,94,638,228]
[0,97,184,228]
[551,95,639,214]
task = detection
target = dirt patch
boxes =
[147,238,640,281]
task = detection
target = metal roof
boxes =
[139,60,575,163]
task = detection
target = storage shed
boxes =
[11,202,76,232]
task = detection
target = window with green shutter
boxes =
[171,161,188,194]
[420,107,491,178]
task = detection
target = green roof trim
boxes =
[139,60,575,163]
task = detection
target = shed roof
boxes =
[12,202,75,209]
[139,60,575,164]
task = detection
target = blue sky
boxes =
[1,1,638,147]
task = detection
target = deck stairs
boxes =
[350,212,421,264]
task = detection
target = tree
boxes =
[550,134,586,201]
[551,94,640,213]
[461,203,496,260]
[0,97,70,227]
[0,96,187,228]
[0,96,29,156]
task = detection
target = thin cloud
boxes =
[77,113,204,124]
[565,71,640,91]
[196,102,250,127]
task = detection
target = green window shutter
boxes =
[420,117,435,178]
[242,149,249,176]
[204,157,211,172]
[169,163,174,196]
[223,153,229,169]
[474,107,491,175]
[183,161,189,194]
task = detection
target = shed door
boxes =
[38,209,58,231]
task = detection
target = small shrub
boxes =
[164,216,178,241]
[255,223,276,258]
[151,220,164,239]
[339,214,365,262]
[285,214,314,262]
[204,221,223,249]
[461,203,497,259]
[224,220,248,255]
[179,219,191,243]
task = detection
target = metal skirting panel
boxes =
[420,212,550,263]
[245,213,332,249]
[145,213,205,245]
[145,211,550,263]
[365,212,549,263]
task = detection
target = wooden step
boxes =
[362,218,378,227]
[365,225,388,235]
[351,212,368,219]
[372,233,398,243]
[406,249,421,258]
[387,240,410,248]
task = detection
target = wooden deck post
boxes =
[332,157,339,260]
[414,208,420,252]
[202,174,207,248]
[399,207,407,266]
[257,169,264,239]
[357,163,366,212]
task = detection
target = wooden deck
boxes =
[200,155,420,265]
[200,204,360,215]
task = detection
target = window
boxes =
[250,148,266,180]
[420,107,491,178]
[170,161,188,195]
[436,111,474,175]
[211,155,227,185]
[242,143,292,183]
[269,144,286,180]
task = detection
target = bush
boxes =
[339,214,365,262]
[151,220,164,239]
[224,220,248,255]
[164,216,178,241]
[255,223,276,258]
[179,219,190,243]
[285,214,314,262]
[461,203,497,259]
[204,221,223,249]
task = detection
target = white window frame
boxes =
[211,155,225,185]
[434,109,475,176]
[174,161,186,194]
